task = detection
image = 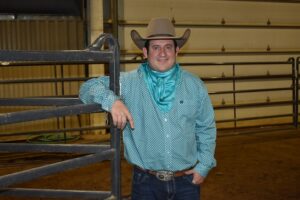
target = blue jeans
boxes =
[131,167,201,200]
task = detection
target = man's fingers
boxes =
[120,113,127,129]
[112,111,134,130]
[125,112,135,129]
[118,112,126,129]
[112,112,123,129]
[184,169,194,175]
[111,100,135,130]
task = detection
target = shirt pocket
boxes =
[179,99,198,120]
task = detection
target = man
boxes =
[80,18,216,200]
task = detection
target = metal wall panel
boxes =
[0,19,86,138]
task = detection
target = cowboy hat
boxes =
[131,18,191,50]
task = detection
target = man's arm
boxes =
[79,77,134,129]
[194,89,217,180]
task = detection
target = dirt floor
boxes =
[0,126,299,200]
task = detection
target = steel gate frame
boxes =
[0,33,122,200]
[297,56,300,126]
[122,58,298,129]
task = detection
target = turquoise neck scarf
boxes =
[142,62,180,112]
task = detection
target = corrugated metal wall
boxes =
[0,19,87,138]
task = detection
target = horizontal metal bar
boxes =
[214,100,292,109]
[0,149,114,187]
[210,87,291,95]
[0,188,111,200]
[0,125,110,138]
[202,74,292,81]
[216,114,292,123]
[0,103,103,125]
[217,123,294,133]
[0,49,113,66]
[0,77,89,84]
[0,143,110,154]
[0,97,82,106]
[2,14,82,20]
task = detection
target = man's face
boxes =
[143,39,179,72]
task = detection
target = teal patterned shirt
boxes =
[79,64,216,177]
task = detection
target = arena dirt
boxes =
[0,126,299,200]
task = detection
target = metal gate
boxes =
[0,33,121,200]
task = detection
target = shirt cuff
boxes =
[99,92,120,111]
[194,163,213,177]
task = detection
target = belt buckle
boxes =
[155,171,174,181]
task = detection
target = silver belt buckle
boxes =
[155,171,174,181]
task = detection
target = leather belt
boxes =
[135,166,192,181]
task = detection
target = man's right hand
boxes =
[111,100,134,130]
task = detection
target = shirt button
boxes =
[164,118,167,122]
[166,134,170,138]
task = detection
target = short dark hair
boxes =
[144,40,178,52]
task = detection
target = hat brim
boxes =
[131,29,191,50]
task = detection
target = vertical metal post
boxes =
[294,57,299,128]
[111,0,119,39]
[232,64,237,128]
[89,33,121,199]
[82,0,90,48]
[108,35,121,199]
[290,57,297,128]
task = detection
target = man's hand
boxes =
[111,100,134,130]
[184,169,205,185]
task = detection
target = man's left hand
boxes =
[184,169,205,185]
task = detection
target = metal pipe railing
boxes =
[120,59,296,128]
[214,100,292,109]
[0,77,88,84]
[296,56,300,127]
[210,87,291,95]
[0,59,297,130]
[0,143,110,154]
[0,188,111,199]
[291,57,298,127]
[0,149,114,188]
[0,103,102,125]
[0,33,121,200]
[0,97,82,106]
[0,50,112,66]
[0,125,109,138]
[217,114,292,123]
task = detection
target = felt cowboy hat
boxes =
[131,18,191,50]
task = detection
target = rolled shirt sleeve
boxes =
[79,76,120,111]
